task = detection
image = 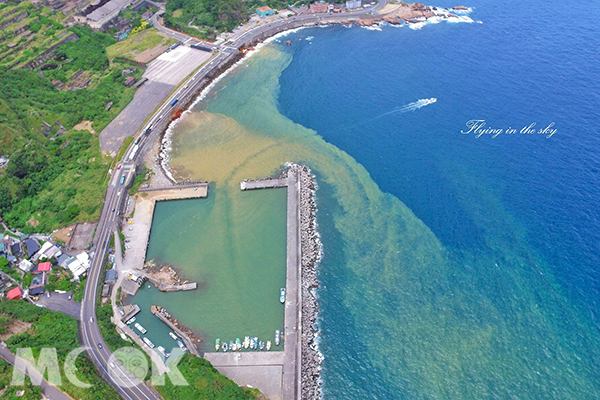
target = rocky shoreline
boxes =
[355,3,471,27]
[287,163,323,400]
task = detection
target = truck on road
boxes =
[170,98,179,107]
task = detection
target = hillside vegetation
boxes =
[0,13,144,232]
[163,0,309,40]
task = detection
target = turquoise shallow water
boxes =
[135,0,600,397]
[130,188,287,352]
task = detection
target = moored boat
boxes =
[266,340,272,350]
[244,336,250,349]
[280,288,286,303]
[275,330,281,346]
[215,338,220,351]
[253,337,258,350]
[259,341,265,350]
[236,338,241,351]
[169,332,178,341]
[177,340,187,351]
[126,317,136,325]
[134,323,147,334]
[223,342,228,352]
[143,337,155,348]
[157,346,170,358]
[249,337,255,349]
[229,340,234,351]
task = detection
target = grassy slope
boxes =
[106,29,176,60]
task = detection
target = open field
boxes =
[106,29,176,63]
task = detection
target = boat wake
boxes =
[373,98,437,120]
[400,97,437,112]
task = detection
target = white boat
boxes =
[215,338,220,351]
[275,330,281,346]
[249,337,255,349]
[177,340,187,351]
[143,337,155,348]
[126,317,136,325]
[222,342,228,352]
[157,346,170,358]
[266,340,272,351]
[243,336,250,349]
[134,323,147,334]
[280,288,286,303]
[259,341,265,350]
[169,332,178,341]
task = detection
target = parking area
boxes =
[34,292,81,320]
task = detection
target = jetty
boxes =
[151,305,201,357]
[142,273,197,292]
[240,178,287,190]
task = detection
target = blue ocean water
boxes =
[273,1,600,398]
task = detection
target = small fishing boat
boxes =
[157,346,170,358]
[280,288,286,303]
[236,338,241,351]
[143,337,155,348]
[253,337,258,350]
[126,317,136,325]
[266,340,272,351]
[177,340,186,351]
[215,339,220,351]
[134,323,147,334]
[229,340,234,351]
[275,330,281,346]
[259,341,265,350]
[222,342,228,352]
[169,332,178,341]
[244,336,250,349]
[250,337,255,349]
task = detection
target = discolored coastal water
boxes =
[137,0,600,397]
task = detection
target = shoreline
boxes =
[155,2,474,186]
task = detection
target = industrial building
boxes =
[75,0,133,29]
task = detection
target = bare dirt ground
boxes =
[52,224,76,245]
[142,261,185,285]
[135,44,170,64]
[72,120,96,134]
[0,318,32,341]
[69,222,96,250]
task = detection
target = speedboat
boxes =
[253,337,258,350]
[215,339,220,351]
[177,340,186,351]
[222,342,228,352]
[126,317,136,325]
[259,341,265,350]
[169,332,178,341]
[266,340,272,350]
[280,288,286,303]
[275,330,281,346]
[143,337,155,348]
[244,336,250,349]
[236,338,241,351]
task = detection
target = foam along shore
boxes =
[358,2,473,27]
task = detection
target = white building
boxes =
[76,0,133,29]
[18,259,33,272]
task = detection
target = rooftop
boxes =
[87,0,129,22]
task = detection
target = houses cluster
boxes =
[255,1,374,19]
[0,231,92,300]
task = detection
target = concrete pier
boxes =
[142,274,198,292]
[240,178,287,190]
[151,307,201,357]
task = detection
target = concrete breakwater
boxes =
[150,305,202,356]
[288,164,323,400]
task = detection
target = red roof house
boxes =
[7,287,22,300]
[37,262,52,272]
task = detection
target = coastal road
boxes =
[79,164,162,400]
